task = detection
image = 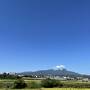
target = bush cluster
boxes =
[13,78,27,89]
[0,73,18,79]
[27,81,41,89]
[41,78,63,88]
[62,83,90,88]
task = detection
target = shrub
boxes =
[27,81,41,89]
[41,78,61,88]
[0,82,4,88]
[62,82,90,88]
[4,82,13,89]
[13,78,27,89]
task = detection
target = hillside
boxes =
[18,69,90,78]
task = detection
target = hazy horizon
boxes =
[0,0,90,74]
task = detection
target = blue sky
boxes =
[0,0,90,74]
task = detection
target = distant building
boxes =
[54,76,66,80]
[82,78,89,82]
[9,72,16,75]
[46,75,67,80]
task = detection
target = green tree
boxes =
[13,78,27,89]
[41,78,62,88]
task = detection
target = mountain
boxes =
[18,69,90,78]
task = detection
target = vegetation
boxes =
[0,71,90,89]
[42,88,90,90]
[41,78,62,88]
[0,78,90,89]
[0,73,18,79]
[13,78,27,89]
[27,81,41,89]
[0,88,89,90]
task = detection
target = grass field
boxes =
[0,79,90,84]
[42,88,90,90]
[0,88,90,90]
[44,89,90,90]
[0,79,90,90]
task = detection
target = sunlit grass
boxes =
[0,88,90,90]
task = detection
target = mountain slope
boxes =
[18,69,84,78]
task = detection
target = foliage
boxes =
[62,82,90,88]
[13,78,27,89]
[41,78,62,88]
[27,81,41,89]
[0,73,19,79]
[0,79,90,89]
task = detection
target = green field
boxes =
[0,79,90,84]
[0,79,90,90]
[0,88,90,90]
[42,88,90,90]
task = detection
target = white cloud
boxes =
[56,65,65,70]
